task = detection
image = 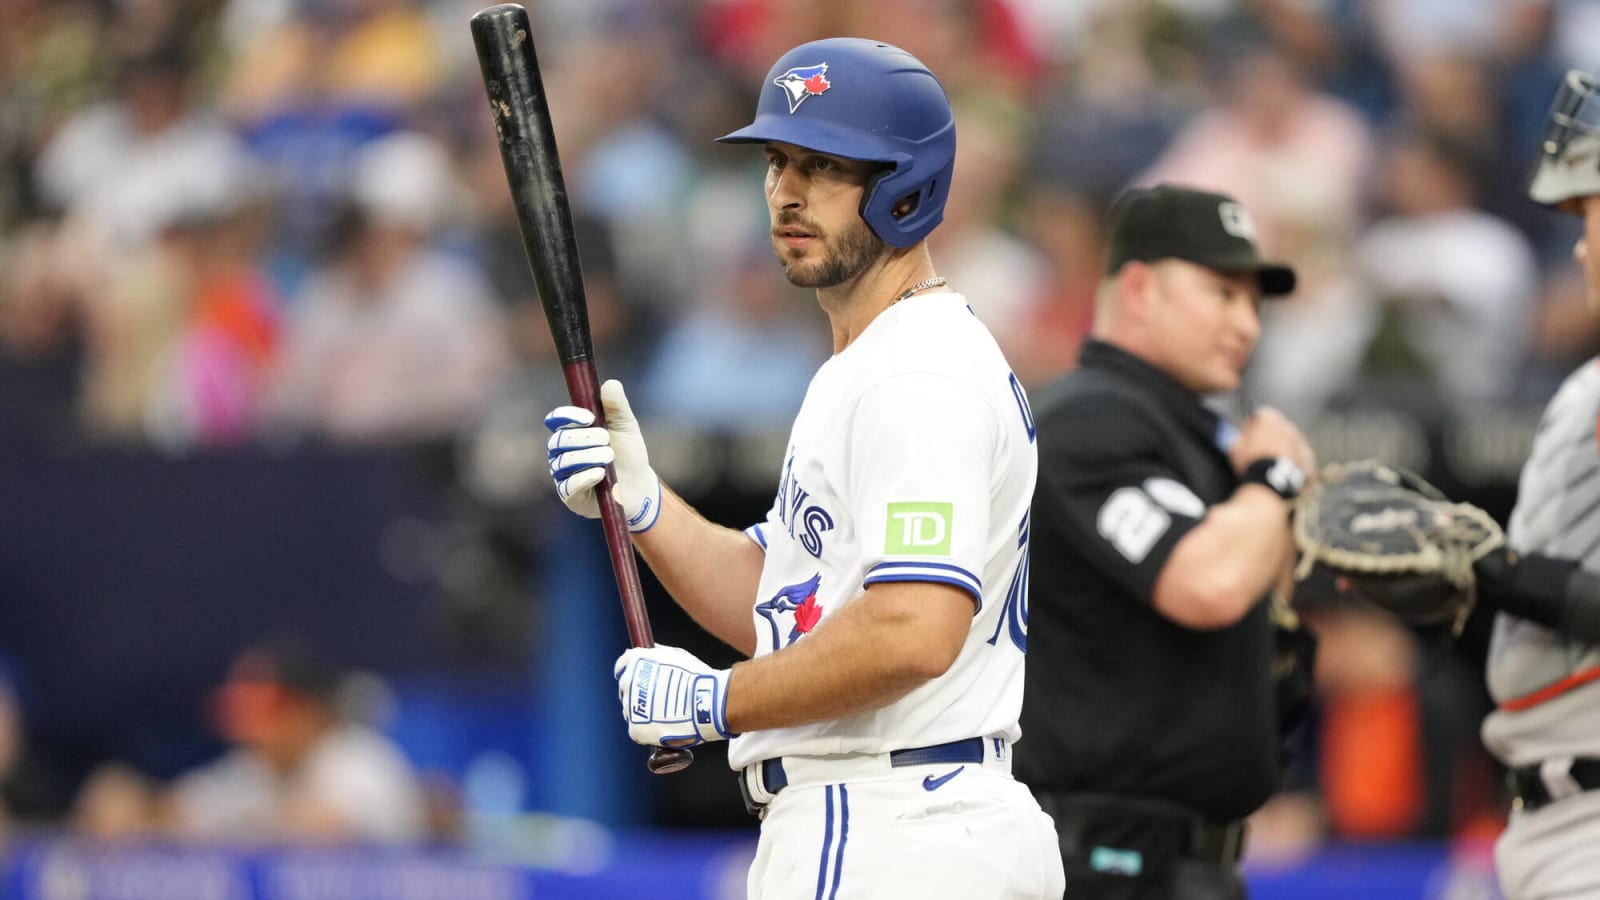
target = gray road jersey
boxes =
[1483,359,1600,766]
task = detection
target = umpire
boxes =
[1017,184,1318,900]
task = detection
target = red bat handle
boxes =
[562,361,693,775]
[561,361,652,646]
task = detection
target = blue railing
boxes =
[1,832,1503,900]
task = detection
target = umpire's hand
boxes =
[1230,407,1316,485]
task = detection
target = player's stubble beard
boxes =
[776,214,887,289]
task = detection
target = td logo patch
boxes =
[886,502,953,556]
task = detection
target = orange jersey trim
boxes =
[1499,664,1600,712]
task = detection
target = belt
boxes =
[738,736,1002,818]
[1509,756,1600,812]
[1034,791,1248,867]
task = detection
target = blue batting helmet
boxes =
[717,38,956,248]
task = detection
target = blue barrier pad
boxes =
[2,830,757,900]
[3,832,1500,900]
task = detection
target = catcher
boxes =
[1293,458,1600,646]
[1479,67,1600,900]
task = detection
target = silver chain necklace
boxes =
[890,275,948,306]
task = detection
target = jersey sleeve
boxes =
[1034,392,1207,603]
[743,480,787,552]
[743,521,770,551]
[847,374,999,609]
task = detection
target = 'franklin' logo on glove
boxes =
[633,659,655,720]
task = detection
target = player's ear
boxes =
[1117,261,1153,321]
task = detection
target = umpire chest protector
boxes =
[1016,339,1286,822]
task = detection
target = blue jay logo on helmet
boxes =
[774,63,831,113]
[716,37,957,247]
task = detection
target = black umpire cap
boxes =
[1105,184,1297,297]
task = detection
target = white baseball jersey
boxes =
[1482,358,1600,765]
[728,292,1037,771]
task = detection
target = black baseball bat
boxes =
[470,2,691,775]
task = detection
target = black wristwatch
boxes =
[1242,457,1306,500]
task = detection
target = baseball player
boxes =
[543,38,1062,899]
[1482,68,1600,899]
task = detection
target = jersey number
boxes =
[1009,373,1036,443]
[987,513,1029,652]
[1097,488,1170,563]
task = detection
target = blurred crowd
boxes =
[4,0,1597,458]
[3,0,1600,860]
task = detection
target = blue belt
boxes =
[740,737,985,815]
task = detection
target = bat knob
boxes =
[648,746,695,775]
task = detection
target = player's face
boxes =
[1578,194,1600,313]
[764,141,889,288]
[1145,260,1262,393]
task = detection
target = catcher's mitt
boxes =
[1291,460,1504,634]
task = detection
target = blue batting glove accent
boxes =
[544,406,595,432]
[540,383,662,532]
[614,645,734,748]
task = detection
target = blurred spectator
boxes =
[0,0,105,232]
[1138,39,1377,419]
[267,130,510,445]
[32,33,254,258]
[1137,39,1373,261]
[544,20,700,315]
[17,26,273,451]
[1293,597,1503,843]
[845,0,1044,98]
[1353,126,1539,412]
[75,635,428,845]
[220,0,447,122]
[1521,0,1600,73]
[1242,173,1377,422]
[217,0,453,299]
[1304,603,1427,839]
[930,91,1051,381]
[76,191,280,450]
[1008,184,1109,384]
[1366,0,1511,64]
[703,0,1043,97]
[1025,3,1199,206]
[156,199,282,448]
[1394,52,1558,254]
[635,238,827,430]
[0,222,86,451]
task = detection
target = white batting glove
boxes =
[545,380,662,533]
[614,645,735,749]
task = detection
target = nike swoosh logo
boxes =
[922,766,965,791]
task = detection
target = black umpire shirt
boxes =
[1015,339,1283,822]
